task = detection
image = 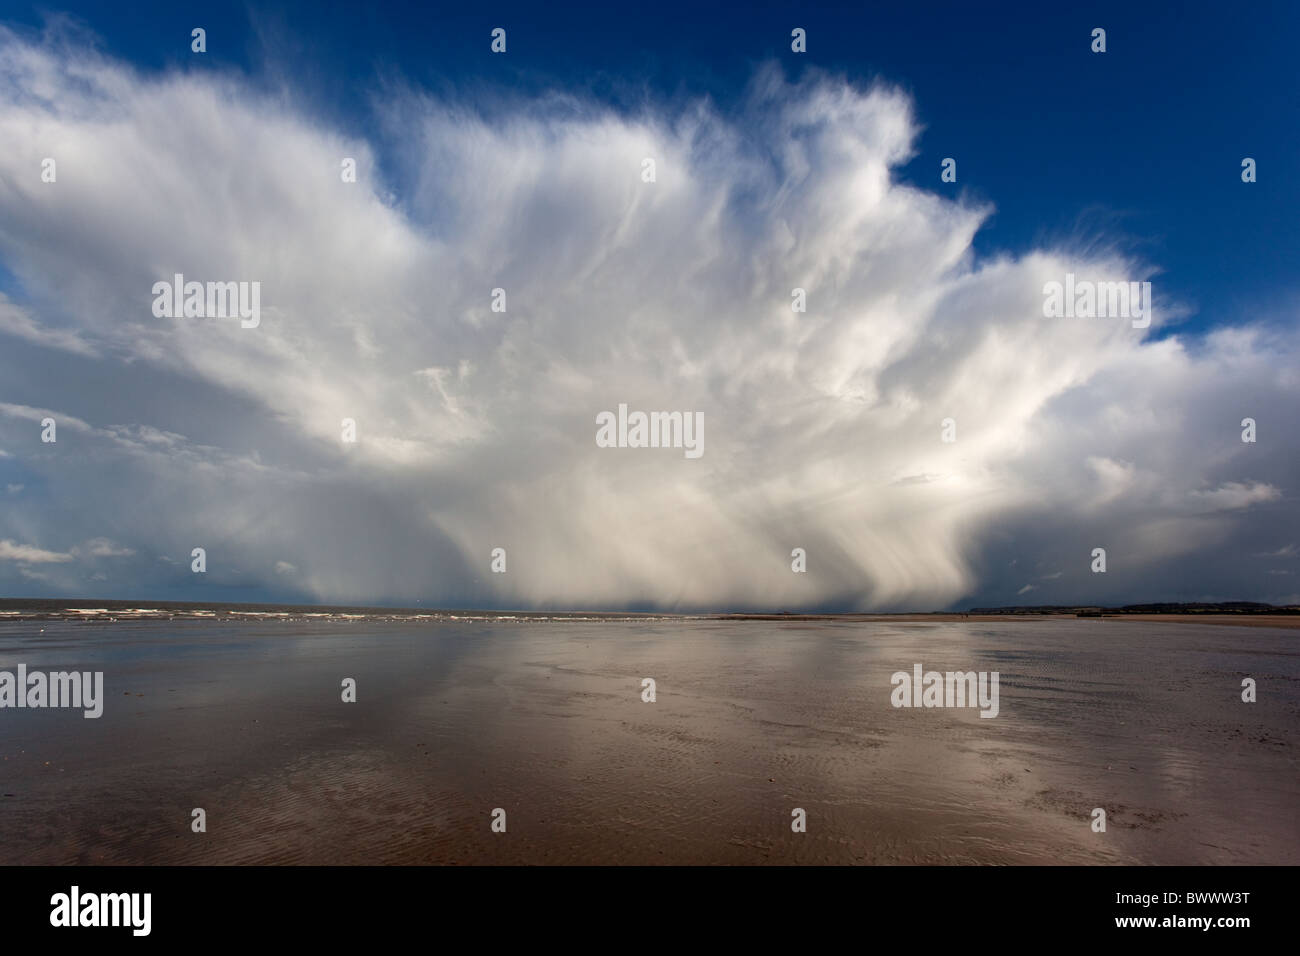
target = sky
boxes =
[0,1,1296,610]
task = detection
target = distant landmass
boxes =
[967,602,1300,616]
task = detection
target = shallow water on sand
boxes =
[0,617,1294,864]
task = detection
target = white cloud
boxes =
[0,539,72,563]
[71,537,135,558]
[0,293,96,356]
[0,402,92,432]
[1188,481,1281,513]
[0,26,1296,608]
[1255,544,1296,559]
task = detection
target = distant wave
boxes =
[0,600,697,624]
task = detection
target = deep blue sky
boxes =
[5,0,1297,337]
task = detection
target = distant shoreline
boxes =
[1,597,1297,628]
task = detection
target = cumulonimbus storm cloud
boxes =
[0,23,1296,609]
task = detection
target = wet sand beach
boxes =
[0,615,1294,864]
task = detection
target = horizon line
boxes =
[2,597,1297,617]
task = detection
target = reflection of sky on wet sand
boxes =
[0,618,1293,864]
